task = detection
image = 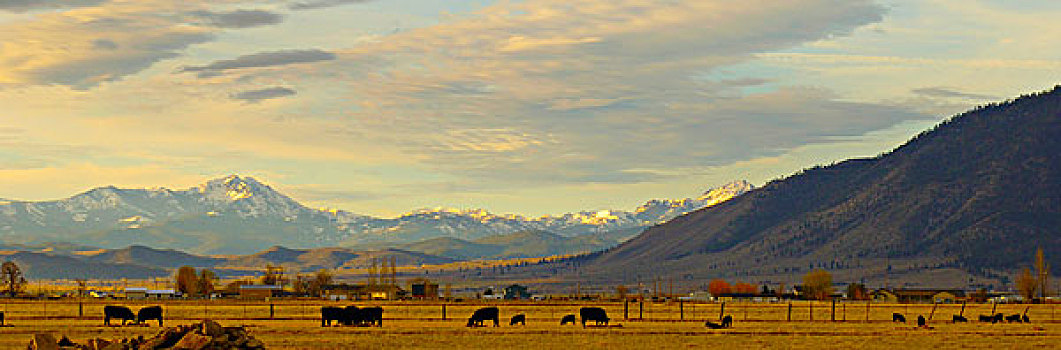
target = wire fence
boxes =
[0,300,1058,324]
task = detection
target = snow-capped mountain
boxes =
[0,175,752,254]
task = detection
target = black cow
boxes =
[560,314,577,325]
[137,306,163,327]
[322,307,347,327]
[917,315,926,327]
[978,314,995,323]
[104,306,136,326]
[952,315,968,323]
[510,314,526,326]
[579,307,609,328]
[706,315,733,329]
[1005,314,1023,323]
[993,313,1004,323]
[892,313,906,323]
[361,306,383,327]
[467,307,499,327]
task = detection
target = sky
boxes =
[0,0,1059,217]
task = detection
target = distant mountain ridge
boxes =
[575,86,1061,286]
[0,174,752,254]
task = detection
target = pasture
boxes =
[0,300,1056,348]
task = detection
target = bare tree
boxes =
[198,269,217,297]
[1016,267,1037,301]
[1,261,26,297]
[175,266,199,296]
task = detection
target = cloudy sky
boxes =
[0,0,1058,217]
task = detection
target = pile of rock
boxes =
[27,319,266,350]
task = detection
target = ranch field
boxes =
[0,300,1056,349]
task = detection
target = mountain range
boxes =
[565,86,1061,289]
[0,175,751,255]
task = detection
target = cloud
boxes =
[91,38,120,50]
[256,0,898,184]
[231,86,296,102]
[288,0,373,11]
[0,0,105,12]
[288,186,380,202]
[189,9,284,29]
[911,87,997,100]
[178,49,336,77]
[0,2,217,88]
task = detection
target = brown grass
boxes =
[0,301,1056,349]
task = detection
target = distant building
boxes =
[872,289,965,303]
[504,284,530,300]
[409,278,440,300]
[146,289,178,299]
[480,287,502,300]
[239,285,283,299]
[125,288,148,299]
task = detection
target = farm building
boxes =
[147,289,178,299]
[871,289,965,303]
[125,288,148,299]
[239,285,283,299]
[504,284,531,300]
[409,278,440,300]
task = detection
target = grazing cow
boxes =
[343,306,362,326]
[510,314,526,326]
[978,314,995,323]
[560,314,577,325]
[466,307,500,327]
[706,315,733,329]
[361,306,384,327]
[104,306,136,326]
[579,307,610,328]
[1022,314,1030,323]
[321,307,347,327]
[1005,314,1022,323]
[892,313,906,323]
[993,313,1004,323]
[721,315,733,328]
[917,315,926,327]
[952,315,968,323]
[137,306,164,327]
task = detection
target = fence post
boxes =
[865,301,870,322]
[639,299,644,320]
[928,302,938,320]
[959,301,966,317]
[442,304,446,320]
[991,302,997,315]
[79,302,83,318]
[624,299,629,320]
[831,300,836,322]
[719,302,725,321]
[809,301,813,321]
[843,302,846,321]
[680,300,684,321]
[787,303,792,322]
[270,303,275,319]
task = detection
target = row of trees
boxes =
[174,266,217,297]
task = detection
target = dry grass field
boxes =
[0,300,1056,349]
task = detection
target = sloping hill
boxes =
[3,252,168,279]
[583,86,1061,284]
[85,245,225,268]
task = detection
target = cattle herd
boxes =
[890,308,1032,326]
[89,304,1036,331]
